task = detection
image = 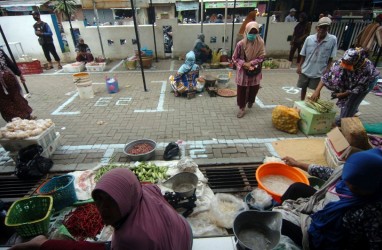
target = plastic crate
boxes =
[16,60,43,75]
[37,175,77,211]
[0,125,57,152]
[41,133,61,159]
[63,63,85,73]
[86,62,106,72]
[5,196,53,237]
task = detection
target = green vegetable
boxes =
[130,162,169,183]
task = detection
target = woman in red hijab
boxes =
[10,168,192,250]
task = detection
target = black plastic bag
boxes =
[15,144,53,179]
[163,142,180,160]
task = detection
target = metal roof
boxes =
[0,0,49,7]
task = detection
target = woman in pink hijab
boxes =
[232,21,266,118]
[10,168,192,250]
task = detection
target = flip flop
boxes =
[57,65,63,70]
[237,110,245,118]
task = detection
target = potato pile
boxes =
[0,117,54,140]
[272,105,300,134]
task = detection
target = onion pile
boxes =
[0,117,54,140]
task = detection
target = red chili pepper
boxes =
[63,203,104,241]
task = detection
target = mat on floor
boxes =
[271,138,327,166]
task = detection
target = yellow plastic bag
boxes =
[211,50,221,64]
[272,105,300,134]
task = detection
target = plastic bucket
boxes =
[76,82,94,99]
[72,72,90,84]
[106,78,119,94]
[256,162,309,203]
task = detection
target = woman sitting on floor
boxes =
[170,51,200,97]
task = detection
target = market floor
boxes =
[0,58,381,174]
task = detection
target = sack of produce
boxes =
[272,105,300,134]
[176,156,197,173]
[341,117,372,150]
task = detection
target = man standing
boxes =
[297,17,337,100]
[32,11,62,70]
[285,8,297,22]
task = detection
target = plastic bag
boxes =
[187,211,228,237]
[250,188,273,210]
[177,156,198,173]
[163,142,180,160]
[15,144,53,179]
[272,105,300,134]
[209,193,247,229]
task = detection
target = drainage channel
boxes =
[0,176,45,203]
[199,163,260,193]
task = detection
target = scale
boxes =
[162,172,198,218]
[163,191,197,217]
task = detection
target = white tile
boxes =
[192,236,236,250]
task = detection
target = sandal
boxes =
[237,110,245,118]
[247,103,253,108]
[47,65,54,70]
[57,65,63,70]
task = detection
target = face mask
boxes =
[247,34,257,41]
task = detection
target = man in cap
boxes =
[32,11,62,70]
[296,17,337,100]
[285,8,297,22]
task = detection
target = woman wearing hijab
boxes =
[193,33,211,65]
[288,12,311,63]
[278,148,382,249]
[0,49,34,122]
[232,21,266,118]
[171,51,199,97]
[10,168,193,250]
[311,47,380,126]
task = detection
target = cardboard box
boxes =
[0,125,57,152]
[294,101,336,135]
[41,133,61,159]
[326,127,362,161]
[324,138,345,168]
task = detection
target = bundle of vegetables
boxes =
[305,96,334,113]
[130,162,168,183]
[94,163,125,182]
[63,203,104,241]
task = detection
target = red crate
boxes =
[17,60,43,75]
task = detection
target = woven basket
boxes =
[5,196,53,237]
[37,175,77,211]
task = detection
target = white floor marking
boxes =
[265,142,279,157]
[360,100,370,105]
[51,92,80,115]
[255,97,277,108]
[94,97,113,107]
[54,69,64,74]
[100,148,115,163]
[135,81,174,112]
[170,60,175,71]
[109,60,124,72]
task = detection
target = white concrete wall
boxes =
[0,15,321,63]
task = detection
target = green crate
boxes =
[5,196,53,237]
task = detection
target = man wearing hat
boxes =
[32,11,62,70]
[285,8,297,22]
[296,17,337,100]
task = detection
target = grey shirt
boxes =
[300,33,337,78]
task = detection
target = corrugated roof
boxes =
[0,0,49,7]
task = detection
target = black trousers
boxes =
[42,43,60,62]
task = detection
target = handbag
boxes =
[243,50,262,77]
[15,144,53,179]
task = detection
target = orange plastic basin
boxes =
[256,162,309,203]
